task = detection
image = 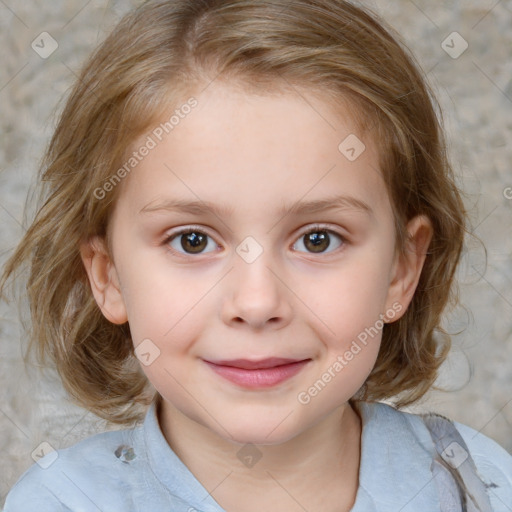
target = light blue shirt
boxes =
[4,399,512,511]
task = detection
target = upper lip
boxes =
[204,357,309,370]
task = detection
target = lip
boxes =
[206,357,306,370]
[203,357,311,389]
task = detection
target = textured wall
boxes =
[1,0,511,506]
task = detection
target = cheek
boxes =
[119,259,207,351]
[298,251,393,384]
[123,268,205,404]
[311,253,393,327]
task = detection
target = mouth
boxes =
[206,357,308,369]
[202,357,311,388]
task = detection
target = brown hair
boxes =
[0,0,466,424]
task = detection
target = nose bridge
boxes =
[222,234,291,328]
[234,234,280,300]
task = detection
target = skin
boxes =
[81,79,432,512]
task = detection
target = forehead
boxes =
[113,80,389,221]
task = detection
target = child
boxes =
[1,0,511,510]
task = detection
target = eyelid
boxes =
[297,223,345,237]
[163,223,219,247]
[166,224,213,237]
[292,223,347,252]
[163,223,347,256]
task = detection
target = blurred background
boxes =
[1,0,511,506]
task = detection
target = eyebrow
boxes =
[139,194,373,218]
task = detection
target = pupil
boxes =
[182,232,206,253]
[306,231,329,253]
[179,230,331,254]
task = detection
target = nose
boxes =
[220,250,292,331]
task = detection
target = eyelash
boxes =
[162,223,347,258]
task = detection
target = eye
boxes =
[292,224,345,254]
[163,224,346,257]
[164,226,218,256]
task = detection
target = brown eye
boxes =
[179,231,208,253]
[165,227,217,255]
[293,226,344,254]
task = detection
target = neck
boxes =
[158,397,362,512]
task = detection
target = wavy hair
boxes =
[0,0,466,424]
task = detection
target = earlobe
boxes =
[385,215,433,320]
[79,235,128,325]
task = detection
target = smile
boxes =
[202,358,311,389]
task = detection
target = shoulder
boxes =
[3,424,145,511]
[364,401,512,506]
[364,400,512,463]
[452,419,512,489]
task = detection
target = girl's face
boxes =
[84,80,430,445]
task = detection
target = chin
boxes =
[213,417,303,447]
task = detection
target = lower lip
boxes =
[204,360,310,389]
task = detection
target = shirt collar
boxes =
[143,396,226,511]
[143,396,439,511]
[350,400,440,511]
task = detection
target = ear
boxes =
[79,235,128,325]
[384,215,433,321]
